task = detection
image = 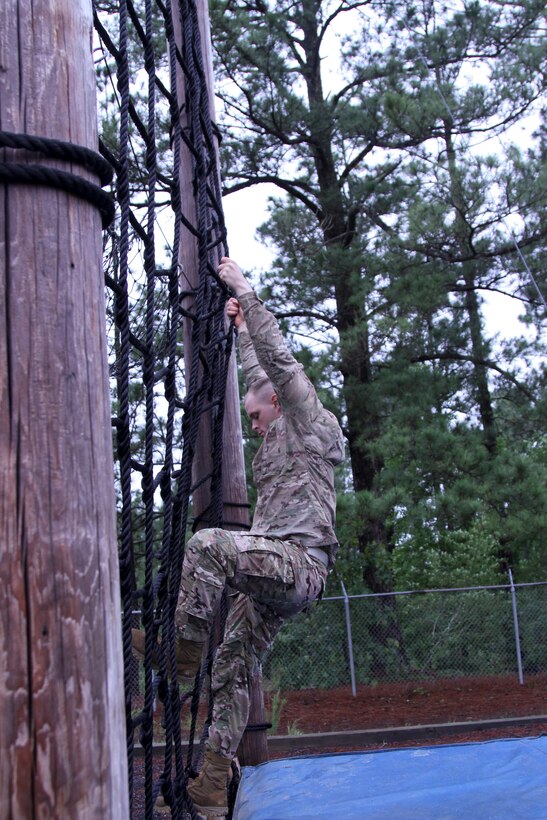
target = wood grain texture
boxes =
[174,0,251,533]
[172,0,267,765]
[0,2,128,817]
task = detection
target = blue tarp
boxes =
[233,736,547,819]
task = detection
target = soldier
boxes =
[134,257,344,817]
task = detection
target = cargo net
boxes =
[93,1,238,816]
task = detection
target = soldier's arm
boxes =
[219,256,321,418]
[237,291,321,420]
[238,327,268,389]
[226,295,266,389]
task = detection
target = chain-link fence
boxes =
[128,580,546,697]
[262,580,547,692]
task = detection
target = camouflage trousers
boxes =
[175,529,327,759]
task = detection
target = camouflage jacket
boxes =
[237,291,344,563]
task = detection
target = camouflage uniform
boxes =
[176,291,344,759]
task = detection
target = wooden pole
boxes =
[173,0,268,765]
[0,1,128,817]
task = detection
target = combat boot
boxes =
[187,748,232,817]
[131,629,204,684]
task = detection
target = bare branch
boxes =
[223,174,323,218]
[273,309,338,328]
[339,142,376,183]
[411,352,535,400]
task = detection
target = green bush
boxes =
[263,600,348,690]
[262,585,546,689]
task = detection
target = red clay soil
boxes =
[264,673,546,759]
[268,673,547,736]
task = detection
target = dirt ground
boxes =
[131,673,546,817]
[264,672,546,759]
[268,672,547,735]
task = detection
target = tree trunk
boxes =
[300,0,394,589]
[443,119,497,456]
[0,1,128,817]
[297,1,409,673]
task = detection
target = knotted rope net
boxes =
[93,1,241,815]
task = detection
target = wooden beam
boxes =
[0,1,128,816]
[172,0,268,766]
[175,4,249,530]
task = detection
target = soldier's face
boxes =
[244,392,282,437]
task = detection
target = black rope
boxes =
[94,0,240,815]
[245,723,273,732]
[109,0,139,811]
[0,162,115,228]
[0,130,114,184]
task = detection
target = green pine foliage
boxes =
[211,0,547,590]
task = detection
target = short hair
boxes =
[245,375,276,404]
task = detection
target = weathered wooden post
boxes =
[173,0,269,766]
[0,1,128,816]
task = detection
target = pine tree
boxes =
[211,0,547,586]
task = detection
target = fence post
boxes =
[341,582,357,697]
[508,569,524,685]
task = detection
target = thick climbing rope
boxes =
[0,131,115,227]
[93,0,236,816]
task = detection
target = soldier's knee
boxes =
[187,529,234,564]
[187,528,211,547]
[187,528,226,547]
